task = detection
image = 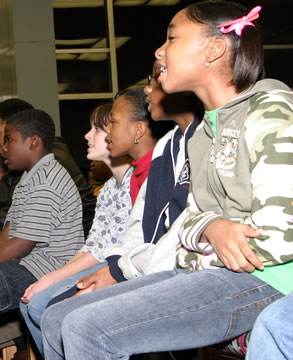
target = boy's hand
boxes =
[202,219,264,272]
[74,266,117,297]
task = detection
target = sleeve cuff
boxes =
[106,255,127,282]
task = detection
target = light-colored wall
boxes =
[0,0,60,134]
[0,0,17,100]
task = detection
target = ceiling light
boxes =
[56,54,79,60]
[147,0,180,5]
[114,0,146,5]
[53,0,179,7]
[53,0,103,8]
[77,36,130,61]
[56,37,131,61]
[55,39,99,46]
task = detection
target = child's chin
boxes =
[7,164,17,171]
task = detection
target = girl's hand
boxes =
[202,219,264,272]
[74,265,117,297]
[21,273,57,304]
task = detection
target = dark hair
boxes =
[7,109,55,151]
[185,0,265,92]
[115,87,174,139]
[90,103,112,130]
[0,98,34,121]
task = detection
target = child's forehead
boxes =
[4,123,17,132]
[113,95,130,110]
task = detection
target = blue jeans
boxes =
[19,263,106,356]
[0,259,36,313]
[41,268,282,360]
[246,291,293,360]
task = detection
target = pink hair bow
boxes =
[217,5,262,36]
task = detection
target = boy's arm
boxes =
[0,218,35,262]
[0,222,9,242]
[0,236,35,262]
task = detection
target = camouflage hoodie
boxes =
[178,79,293,277]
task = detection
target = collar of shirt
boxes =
[132,148,154,177]
[20,153,55,185]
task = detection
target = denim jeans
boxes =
[0,259,37,313]
[19,263,106,356]
[246,291,293,360]
[41,268,282,360]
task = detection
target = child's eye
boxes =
[168,35,175,41]
[95,127,101,132]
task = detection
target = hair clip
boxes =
[217,5,262,37]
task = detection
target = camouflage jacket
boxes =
[178,79,293,270]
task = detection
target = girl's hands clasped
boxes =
[202,219,264,273]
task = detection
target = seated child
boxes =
[0,98,97,236]
[108,87,174,204]
[0,108,84,313]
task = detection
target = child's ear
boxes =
[30,135,40,150]
[205,37,226,64]
[135,121,147,141]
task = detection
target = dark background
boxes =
[53,0,293,173]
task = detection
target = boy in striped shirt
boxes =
[0,108,84,313]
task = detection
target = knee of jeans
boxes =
[41,306,58,334]
[253,309,270,332]
[27,298,44,326]
[61,310,79,337]
[19,301,27,317]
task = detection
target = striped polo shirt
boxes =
[5,153,84,279]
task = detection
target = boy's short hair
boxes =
[0,98,34,121]
[7,109,55,152]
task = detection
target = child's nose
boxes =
[155,45,165,60]
[1,144,7,157]
[84,129,93,140]
[144,84,152,95]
